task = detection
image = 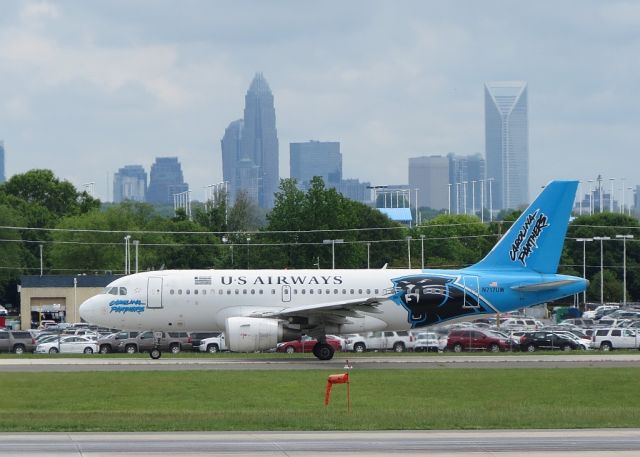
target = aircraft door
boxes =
[147,277,163,309]
[462,275,480,308]
[281,285,291,302]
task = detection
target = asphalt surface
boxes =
[2,353,640,371]
[2,430,640,456]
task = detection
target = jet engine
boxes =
[225,317,300,352]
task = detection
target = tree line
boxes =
[0,170,638,306]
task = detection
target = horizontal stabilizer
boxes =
[511,279,582,292]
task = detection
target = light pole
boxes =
[620,178,625,214]
[588,180,594,215]
[462,181,468,215]
[455,183,460,214]
[222,236,234,266]
[448,183,452,214]
[487,178,494,222]
[576,238,593,308]
[246,236,251,269]
[420,234,425,269]
[133,240,139,273]
[480,179,485,223]
[471,180,476,216]
[124,235,131,275]
[616,235,634,305]
[366,242,371,269]
[323,239,344,270]
[593,236,610,304]
[406,236,412,269]
[39,244,43,277]
[609,178,615,212]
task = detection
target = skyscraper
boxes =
[221,119,244,203]
[290,141,342,190]
[237,73,279,209]
[113,165,147,203]
[146,157,188,204]
[408,155,449,210]
[485,81,529,210]
[0,141,5,183]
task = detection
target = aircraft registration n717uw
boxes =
[80,180,587,360]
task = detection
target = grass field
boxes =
[1,368,640,431]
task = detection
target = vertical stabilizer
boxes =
[471,180,577,274]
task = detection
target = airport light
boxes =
[588,180,594,215]
[480,179,485,223]
[576,238,593,308]
[447,183,452,214]
[593,236,611,304]
[462,181,468,215]
[471,180,476,216]
[39,244,43,277]
[609,178,615,212]
[616,235,634,305]
[323,239,344,269]
[420,234,425,269]
[406,236,412,269]
[487,178,494,221]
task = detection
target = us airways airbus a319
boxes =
[80,180,587,360]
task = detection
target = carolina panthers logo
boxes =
[390,275,486,328]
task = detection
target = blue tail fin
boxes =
[471,180,577,274]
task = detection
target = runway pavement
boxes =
[1,429,640,456]
[2,353,640,371]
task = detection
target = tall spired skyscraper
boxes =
[484,81,529,210]
[221,73,279,209]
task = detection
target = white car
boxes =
[35,335,98,354]
[591,328,640,351]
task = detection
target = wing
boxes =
[249,296,387,326]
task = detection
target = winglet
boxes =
[471,180,578,274]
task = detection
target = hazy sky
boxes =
[0,1,638,202]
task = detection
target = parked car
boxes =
[0,330,36,354]
[446,329,511,352]
[198,334,227,353]
[413,332,445,352]
[591,328,640,351]
[34,335,98,354]
[498,318,542,331]
[560,318,596,328]
[276,335,342,354]
[345,331,415,353]
[110,331,191,354]
[519,331,580,352]
[96,331,140,354]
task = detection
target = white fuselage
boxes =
[81,269,438,333]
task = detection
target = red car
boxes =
[276,335,342,353]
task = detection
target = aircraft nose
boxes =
[79,295,105,324]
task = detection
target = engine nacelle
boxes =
[225,317,299,352]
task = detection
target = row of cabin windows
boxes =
[168,288,381,296]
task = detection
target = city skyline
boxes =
[0,2,638,202]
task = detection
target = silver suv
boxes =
[0,331,36,354]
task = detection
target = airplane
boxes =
[80,180,587,360]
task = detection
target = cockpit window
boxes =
[119,287,127,295]
[106,287,118,295]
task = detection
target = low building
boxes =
[19,275,122,330]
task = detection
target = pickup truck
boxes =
[198,334,227,353]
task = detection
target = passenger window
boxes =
[342,289,346,294]
[226,290,231,295]
[259,290,264,295]
[194,290,198,295]
[271,289,276,294]
[251,290,255,295]
[234,290,239,294]
[309,289,314,294]
[119,287,127,295]
[301,289,306,295]
[242,289,247,294]
[326,289,330,294]
[202,290,206,295]
[293,289,298,295]
[186,290,190,295]
[375,289,379,294]
[350,289,354,294]
[334,289,338,294]
[170,290,175,295]
[178,290,182,295]
[218,290,223,294]
[366,289,371,294]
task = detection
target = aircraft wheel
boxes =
[313,343,335,361]
[150,348,162,359]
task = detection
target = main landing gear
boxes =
[312,342,335,361]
